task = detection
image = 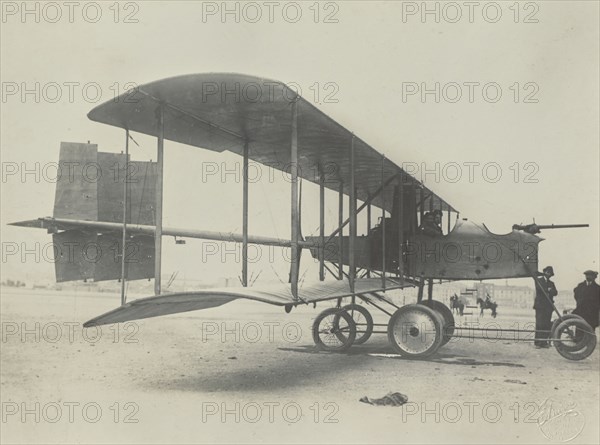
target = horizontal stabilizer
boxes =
[53,230,154,282]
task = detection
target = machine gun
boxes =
[512,223,589,235]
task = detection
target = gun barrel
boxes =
[512,223,589,234]
[535,224,589,229]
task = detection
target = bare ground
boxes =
[1,287,598,444]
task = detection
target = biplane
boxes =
[10,73,596,361]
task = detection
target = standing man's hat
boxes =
[583,270,598,277]
[543,266,554,275]
[432,209,443,216]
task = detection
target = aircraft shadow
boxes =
[279,344,525,368]
[143,342,523,394]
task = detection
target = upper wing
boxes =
[87,73,456,214]
[83,278,411,327]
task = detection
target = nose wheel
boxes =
[552,318,596,361]
[550,314,582,340]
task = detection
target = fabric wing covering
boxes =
[87,73,456,215]
[83,278,409,327]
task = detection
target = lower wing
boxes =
[83,278,410,327]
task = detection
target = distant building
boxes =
[554,289,576,313]
[399,281,537,308]
[474,282,495,300]
[401,281,471,305]
[492,284,534,308]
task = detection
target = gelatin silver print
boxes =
[1,1,598,444]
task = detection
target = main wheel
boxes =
[312,307,357,352]
[418,300,455,346]
[550,314,584,341]
[334,304,373,345]
[553,318,596,361]
[387,304,443,358]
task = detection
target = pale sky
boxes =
[1,1,598,291]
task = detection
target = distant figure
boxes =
[450,294,464,316]
[419,209,443,236]
[572,270,599,330]
[476,296,497,318]
[533,266,558,348]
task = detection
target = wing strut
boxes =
[349,135,356,293]
[120,129,130,305]
[242,140,249,287]
[326,172,399,243]
[318,164,325,281]
[426,193,434,300]
[419,187,425,223]
[397,175,404,285]
[366,196,371,278]
[290,98,299,299]
[337,182,344,279]
[381,154,386,291]
[155,104,165,295]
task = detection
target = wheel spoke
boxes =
[387,304,443,358]
[312,308,356,352]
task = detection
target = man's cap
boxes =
[543,266,554,274]
[583,270,598,277]
[431,209,443,217]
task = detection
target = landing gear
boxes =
[552,318,597,361]
[387,304,443,358]
[418,300,455,346]
[550,314,581,339]
[334,304,374,345]
[312,307,356,352]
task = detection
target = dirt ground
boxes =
[1,287,598,444]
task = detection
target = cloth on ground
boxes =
[359,392,408,406]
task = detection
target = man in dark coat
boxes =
[419,210,443,236]
[572,270,599,329]
[533,266,558,348]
